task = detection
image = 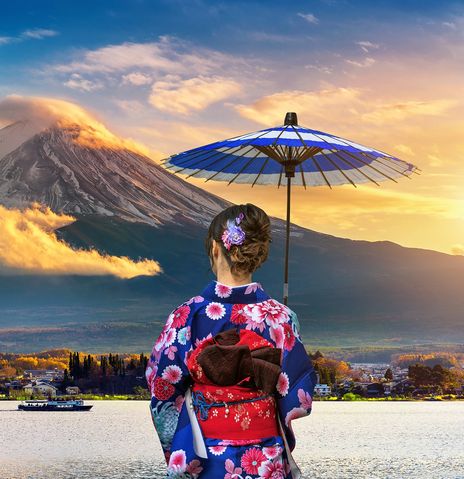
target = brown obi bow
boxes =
[196,328,282,394]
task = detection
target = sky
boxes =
[1,0,463,256]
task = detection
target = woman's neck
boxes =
[216,271,253,287]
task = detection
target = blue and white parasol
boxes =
[161,112,421,305]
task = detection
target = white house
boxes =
[23,380,58,398]
[66,386,80,395]
[314,383,332,396]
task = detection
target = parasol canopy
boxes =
[161,112,421,305]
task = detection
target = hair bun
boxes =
[205,203,271,275]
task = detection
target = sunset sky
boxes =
[1,0,463,256]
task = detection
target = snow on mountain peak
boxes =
[0,95,150,159]
[0,96,232,227]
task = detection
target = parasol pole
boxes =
[283,172,291,305]
[282,112,298,306]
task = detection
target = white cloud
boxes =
[345,57,376,68]
[21,29,59,40]
[297,12,319,24]
[0,36,14,45]
[442,22,456,30]
[0,29,58,46]
[44,36,252,114]
[149,75,241,115]
[50,36,243,76]
[114,99,146,114]
[356,41,380,53]
[305,63,333,74]
[63,73,103,92]
[121,72,152,86]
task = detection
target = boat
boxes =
[18,399,93,411]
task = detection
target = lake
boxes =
[1,401,464,478]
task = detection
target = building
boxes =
[66,386,80,395]
[23,380,58,398]
[314,383,332,396]
[23,369,64,381]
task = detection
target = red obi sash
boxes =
[186,328,282,440]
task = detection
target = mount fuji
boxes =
[0,118,231,227]
[0,101,463,354]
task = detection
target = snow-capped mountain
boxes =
[0,119,231,227]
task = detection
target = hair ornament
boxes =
[221,212,246,250]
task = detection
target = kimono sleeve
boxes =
[145,300,195,462]
[276,310,317,452]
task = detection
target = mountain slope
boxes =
[0,214,463,352]
[0,121,231,227]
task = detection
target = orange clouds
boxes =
[0,95,151,157]
[0,203,162,278]
[234,87,362,126]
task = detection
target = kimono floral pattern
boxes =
[146,279,317,478]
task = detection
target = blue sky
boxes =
[1,0,464,254]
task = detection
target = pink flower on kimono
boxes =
[282,322,295,351]
[208,445,227,456]
[285,407,308,427]
[250,299,288,329]
[145,364,158,390]
[154,331,168,352]
[162,365,182,384]
[263,444,282,460]
[174,394,184,412]
[164,344,178,360]
[186,295,204,305]
[171,305,191,328]
[224,459,243,479]
[276,372,289,396]
[298,388,313,410]
[164,328,176,348]
[205,302,226,320]
[215,282,232,298]
[186,459,203,475]
[245,306,266,332]
[270,324,284,349]
[168,449,187,473]
[240,448,266,475]
[195,333,212,347]
[244,282,263,294]
[258,458,286,479]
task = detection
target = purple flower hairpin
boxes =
[221,212,246,250]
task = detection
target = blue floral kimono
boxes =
[145,279,317,479]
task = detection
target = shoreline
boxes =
[2,395,464,402]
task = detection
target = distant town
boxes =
[1,349,463,401]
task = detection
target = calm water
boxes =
[1,401,464,479]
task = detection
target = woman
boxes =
[145,203,317,479]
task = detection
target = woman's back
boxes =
[146,279,316,478]
[146,203,316,478]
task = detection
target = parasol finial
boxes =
[284,112,298,126]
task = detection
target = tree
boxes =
[384,368,393,381]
